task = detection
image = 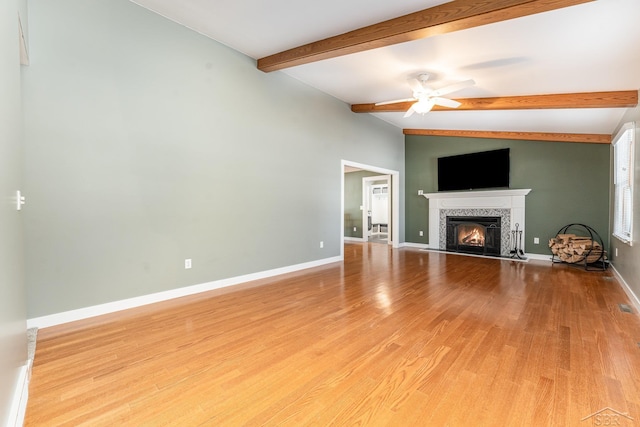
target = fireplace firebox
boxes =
[446,216,501,256]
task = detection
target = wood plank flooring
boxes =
[25,243,640,426]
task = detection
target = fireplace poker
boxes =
[518,229,524,256]
[510,223,525,259]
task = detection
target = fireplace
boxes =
[446,216,501,256]
[422,189,531,257]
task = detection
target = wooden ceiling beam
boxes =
[351,90,639,113]
[403,129,612,144]
[257,0,594,72]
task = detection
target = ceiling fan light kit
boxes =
[412,99,436,114]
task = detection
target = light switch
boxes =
[16,190,25,211]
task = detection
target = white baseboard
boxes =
[6,364,29,427]
[344,237,365,243]
[400,242,429,249]
[526,253,553,261]
[27,256,342,329]
[611,265,640,315]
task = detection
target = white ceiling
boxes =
[130,0,640,136]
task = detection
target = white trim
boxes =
[422,189,532,199]
[611,265,640,316]
[344,237,365,243]
[6,364,29,427]
[526,253,554,261]
[401,242,430,249]
[27,256,341,329]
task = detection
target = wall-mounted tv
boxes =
[437,148,510,191]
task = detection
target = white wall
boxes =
[22,0,405,319]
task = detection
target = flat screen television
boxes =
[437,148,510,191]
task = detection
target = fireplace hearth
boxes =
[446,216,501,256]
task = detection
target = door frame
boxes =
[341,160,400,259]
[362,175,391,242]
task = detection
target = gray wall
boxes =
[405,135,611,255]
[22,0,405,318]
[610,104,640,304]
[0,0,27,422]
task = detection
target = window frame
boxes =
[612,121,635,245]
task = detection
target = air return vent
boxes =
[618,303,633,313]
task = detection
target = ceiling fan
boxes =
[376,73,475,118]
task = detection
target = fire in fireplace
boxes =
[458,224,485,247]
[446,216,501,256]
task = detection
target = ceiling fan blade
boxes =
[375,97,416,106]
[431,79,475,97]
[403,104,416,118]
[432,97,461,108]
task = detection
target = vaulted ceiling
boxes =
[130,0,640,143]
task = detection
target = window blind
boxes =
[613,122,635,245]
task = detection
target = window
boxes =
[613,122,635,245]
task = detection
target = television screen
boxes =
[437,148,510,191]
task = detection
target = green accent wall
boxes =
[405,135,611,255]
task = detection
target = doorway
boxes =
[363,175,391,244]
[341,160,400,259]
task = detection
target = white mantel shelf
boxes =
[422,189,532,200]
[421,189,532,252]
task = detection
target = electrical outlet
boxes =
[320,241,324,249]
[615,247,618,256]
[353,227,357,232]
[185,259,192,269]
[418,190,424,195]
[419,231,424,237]
[533,237,539,244]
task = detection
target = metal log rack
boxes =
[551,223,608,271]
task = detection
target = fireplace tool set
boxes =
[510,223,525,259]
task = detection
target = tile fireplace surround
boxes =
[422,189,532,257]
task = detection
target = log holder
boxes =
[551,223,608,271]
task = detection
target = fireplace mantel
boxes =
[421,189,531,252]
[422,189,532,201]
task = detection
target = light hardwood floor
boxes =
[25,243,640,426]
